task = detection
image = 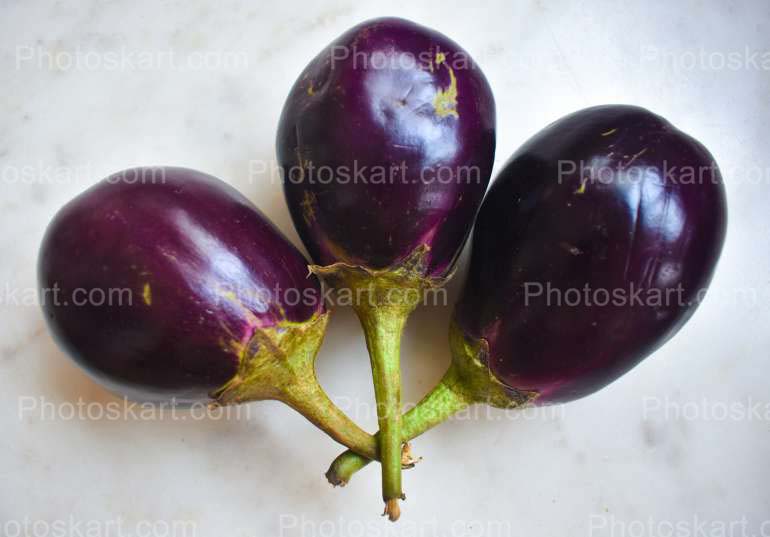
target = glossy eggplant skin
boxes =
[455,105,727,404]
[39,167,324,403]
[277,17,495,276]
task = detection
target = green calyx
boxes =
[446,319,538,410]
[324,319,538,486]
[211,312,330,404]
[310,244,449,521]
[309,244,451,313]
[210,312,376,459]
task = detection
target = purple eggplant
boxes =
[456,104,727,403]
[39,167,374,454]
[276,17,495,518]
[277,17,495,277]
[325,105,727,483]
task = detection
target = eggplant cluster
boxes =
[39,18,727,521]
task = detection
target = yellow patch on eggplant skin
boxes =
[301,190,317,225]
[142,283,152,306]
[432,51,459,119]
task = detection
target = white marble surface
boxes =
[1,0,769,535]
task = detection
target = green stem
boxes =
[283,381,378,460]
[211,311,379,461]
[326,363,472,485]
[324,320,538,486]
[307,246,452,520]
[358,306,407,520]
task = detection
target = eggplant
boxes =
[456,105,727,403]
[325,105,727,483]
[39,167,373,454]
[278,17,495,277]
[277,17,495,519]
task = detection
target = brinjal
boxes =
[38,166,374,455]
[277,17,496,518]
[325,104,728,482]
